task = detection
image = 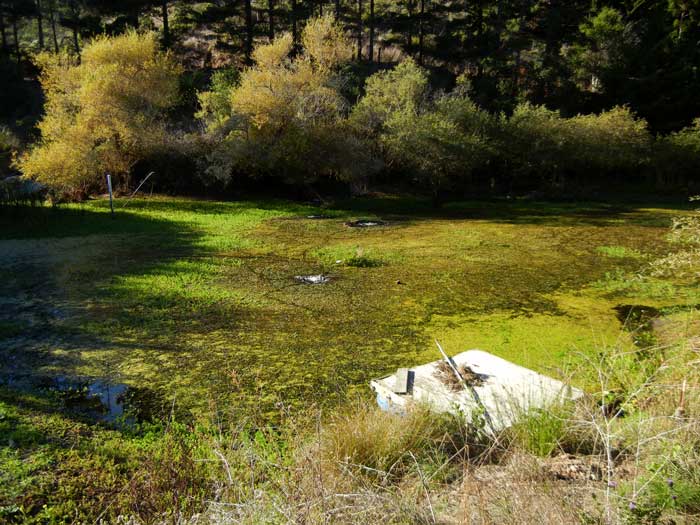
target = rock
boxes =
[345,219,386,228]
[295,274,330,285]
[541,454,604,481]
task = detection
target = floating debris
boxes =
[295,274,330,285]
[434,360,486,391]
[345,219,386,228]
[307,214,331,219]
[371,350,583,431]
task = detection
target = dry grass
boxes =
[189,330,700,525]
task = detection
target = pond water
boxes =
[0,198,690,423]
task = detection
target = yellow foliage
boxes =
[231,16,351,133]
[200,17,364,184]
[252,32,293,69]
[19,31,182,195]
[301,15,353,70]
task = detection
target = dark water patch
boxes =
[599,390,627,418]
[614,304,661,349]
[0,320,28,339]
[35,376,168,424]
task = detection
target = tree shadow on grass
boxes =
[0,204,210,424]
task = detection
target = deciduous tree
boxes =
[19,31,182,196]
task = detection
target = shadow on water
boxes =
[614,304,662,350]
[329,196,685,228]
[0,203,206,426]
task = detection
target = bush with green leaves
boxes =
[656,119,700,186]
[567,106,650,173]
[651,198,700,279]
[352,60,493,203]
[503,103,650,189]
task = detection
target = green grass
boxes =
[597,245,644,258]
[313,244,402,268]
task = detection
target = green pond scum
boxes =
[0,197,695,414]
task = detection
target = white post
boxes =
[106,173,114,218]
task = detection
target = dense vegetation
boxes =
[0,197,699,523]
[1,1,700,200]
[2,1,700,524]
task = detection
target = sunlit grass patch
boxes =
[597,245,644,258]
[313,244,402,268]
[423,308,625,380]
[591,268,679,299]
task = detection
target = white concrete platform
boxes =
[370,350,584,431]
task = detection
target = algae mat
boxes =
[0,197,694,420]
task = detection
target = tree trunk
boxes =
[0,10,8,56]
[48,0,59,53]
[405,0,415,54]
[335,0,340,20]
[69,0,80,57]
[368,0,374,63]
[268,0,274,40]
[418,0,425,65]
[319,0,323,16]
[356,0,362,60]
[36,0,45,50]
[244,0,253,64]
[11,14,20,67]
[161,0,170,47]
[291,0,297,46]
[73,25,80,56]
[476,0,483,77]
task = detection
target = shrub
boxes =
[502,103,568,186]
[200,16,377,188]
[196,67,241,136]
[351,59,430,136]
[656,119,700,186]
[651,199,700,279]
[18,31,182,198]
[503,103,650,190]
[565,106,650,175]
[353,60,493,202]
